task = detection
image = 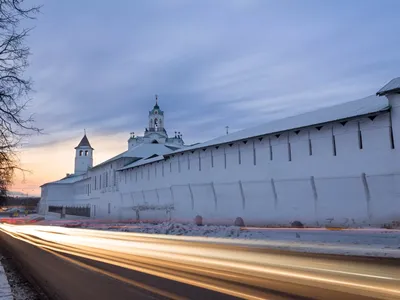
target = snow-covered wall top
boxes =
[171,95,389,155]
[377,77,400,96]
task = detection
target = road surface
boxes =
[0,224,399,300]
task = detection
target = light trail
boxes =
[1,224,400,299]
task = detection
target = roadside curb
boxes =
[0,262,12,300]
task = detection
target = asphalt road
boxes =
[0,224,400,300]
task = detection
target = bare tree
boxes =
[0,0,41,204]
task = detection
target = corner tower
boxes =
[377,77,400,151]
[74,133,94,175]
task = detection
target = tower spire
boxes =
[84,128,86,135]
[153,94,160,110]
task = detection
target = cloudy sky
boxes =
[12,0,400,195]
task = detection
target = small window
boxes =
[85,150,88,156]
[79,150,83,156]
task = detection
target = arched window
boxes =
[79,150,83,156]
[85,150,88,156]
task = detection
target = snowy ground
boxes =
[81,222,400,258]
[0,254,44,300]
[0,262,12,300]
[4,214,400,258]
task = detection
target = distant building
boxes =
[40,78,400,227]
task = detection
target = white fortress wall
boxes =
[115,99,400,226]
[38,83,400,227]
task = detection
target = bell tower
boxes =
[148,95,165,133]
[74,131,94,175]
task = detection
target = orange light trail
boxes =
[0,224,399,299]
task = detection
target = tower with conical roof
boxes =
[74,132,94,174]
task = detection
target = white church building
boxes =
[40,78,400,227]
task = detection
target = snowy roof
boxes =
[92,143,179,170]
[171,94,389,155]
[376,77,400,96]
[75,135,93,149]
[91,151,129,169]
[126,143,178,157]
[40,174,87,187]
[118,155,164,171]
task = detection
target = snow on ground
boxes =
[0,253,46,300]
[83,222,400,258]
[0,261,12,300]
[4,214,400,258]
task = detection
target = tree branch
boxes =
[0,0,41,203]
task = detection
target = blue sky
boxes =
[13,0,400,194]
[26,0,400,146]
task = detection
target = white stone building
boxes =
[40,78,400,227]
